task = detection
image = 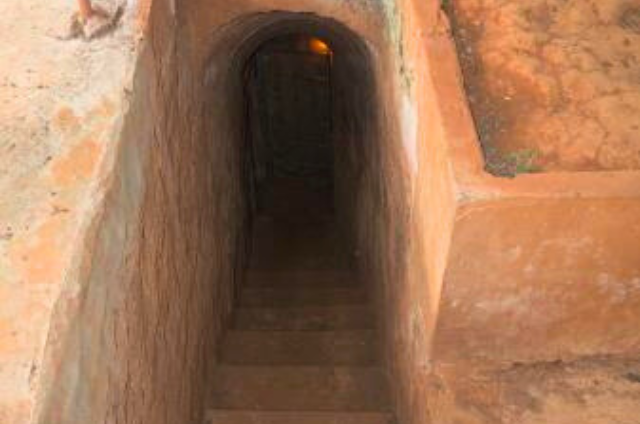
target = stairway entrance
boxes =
[205,192,391,423]
[26,4,419,423]
[204,33,393,424]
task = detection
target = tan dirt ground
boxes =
[448,0,640,175]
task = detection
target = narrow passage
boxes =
[204,34,392,424]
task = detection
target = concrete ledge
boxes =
[426,13,640,365]
[435,198,640,364]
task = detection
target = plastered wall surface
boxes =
[35,0,252,422]
[436,198,640,365]
[449,0,640,172]
[0,1,140,422]
[2,0,247,422]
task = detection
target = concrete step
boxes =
[233,306,374,331]
[239,287,367,307]
[245,270,359,288]
[208,366,390,411]
[205,410,392,424]
[220,330,378,366]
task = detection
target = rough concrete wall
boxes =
[331,2,465,424]
[0,1,141,422]
[332,41,382,256]
[378,3,461,424]
[414,0,640,372]
[449,0,640,172]
[435,198,640,365]
[36,2,247,424]
[0,0,246,422]
[404,1,640,421]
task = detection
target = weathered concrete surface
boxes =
[398,3,640,423]
[35,0,250,422]
[0,1,139,422]
[335,5,450,424]
[2,0,245,423]
[348,1,640,423]
[449,0,640,172]
[419,4,640,368]
[435,198,640,364]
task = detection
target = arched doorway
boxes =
[203,12,393,423]
[34,6,406,424]
[203,12,381,249]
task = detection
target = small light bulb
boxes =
[309,38,331,55]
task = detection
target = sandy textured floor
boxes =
[448,0,640,174]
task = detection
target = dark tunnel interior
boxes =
[243,34,336,223]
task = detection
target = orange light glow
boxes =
[309,38,331,55]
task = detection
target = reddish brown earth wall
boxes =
[410,3,640,421]
[424,7,640,369]
[359,1,640,422]
[34,1,249,423]
[0,1,143,422]
[448,0,640,172]
[435,198,640,365]
[363,3,459,424]
[330,2,461,424]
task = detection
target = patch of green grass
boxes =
[485,148,542,178]
[511,149,541,174]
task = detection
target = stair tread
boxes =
[245,270,359,288]
[240,287,367,307]
[208,365,390,411]
[234,306,374,330]
[220,330,378,366]
[205,410,391,424]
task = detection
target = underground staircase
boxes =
[204,204,393,424]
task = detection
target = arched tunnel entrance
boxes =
[204,15,392,421]
[244,34,334,216]
[204,12,382,259]
[37,8,411,424]
[241,33,348,272]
